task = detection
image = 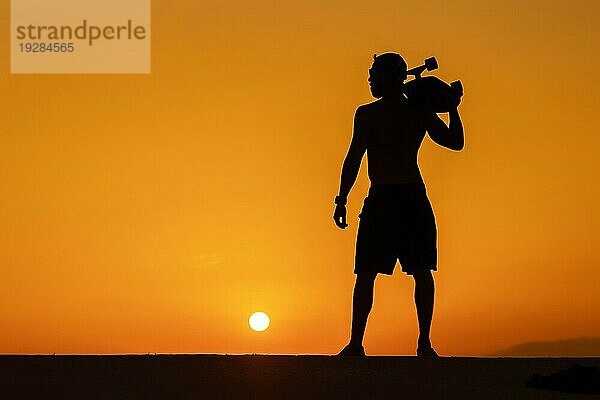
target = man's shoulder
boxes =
[356,99,382,112]
[354,100,381,119]
[355,99,430,120]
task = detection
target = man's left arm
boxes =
[426,90,465,151]
[426,106,464,151]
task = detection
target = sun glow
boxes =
[249,312,270,332]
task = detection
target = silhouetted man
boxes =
[334,53,464,357]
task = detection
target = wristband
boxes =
[334,195,347,206]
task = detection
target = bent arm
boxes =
[426,107,464,151]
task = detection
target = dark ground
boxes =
[1,355,598,399]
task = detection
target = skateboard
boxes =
[403,57,463,113]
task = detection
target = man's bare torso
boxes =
[360,98,428,185]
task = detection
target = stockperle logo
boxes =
[11,0,150,73]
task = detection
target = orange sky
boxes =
[1,0,599,356]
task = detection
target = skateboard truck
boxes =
[406,57,438,79]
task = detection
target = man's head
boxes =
[369,53,407,98]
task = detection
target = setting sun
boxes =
[249,312,270,332]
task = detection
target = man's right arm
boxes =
[333,106,368,229]
[338,106,368,198]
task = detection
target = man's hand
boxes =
[449,83,463,109]
[333,204,348,229]
[450,93,462,109]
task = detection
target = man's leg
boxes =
[348,272,377,347]
[338,271,377,356]
[413,270,435,349]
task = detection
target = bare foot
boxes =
[416,344,439,358]
[337,343,366,357]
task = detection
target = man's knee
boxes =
[356,272,377,286]
[412,270,433,284]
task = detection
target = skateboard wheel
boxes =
[425,57,438,71]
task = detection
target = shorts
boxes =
[354,182,437,276]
